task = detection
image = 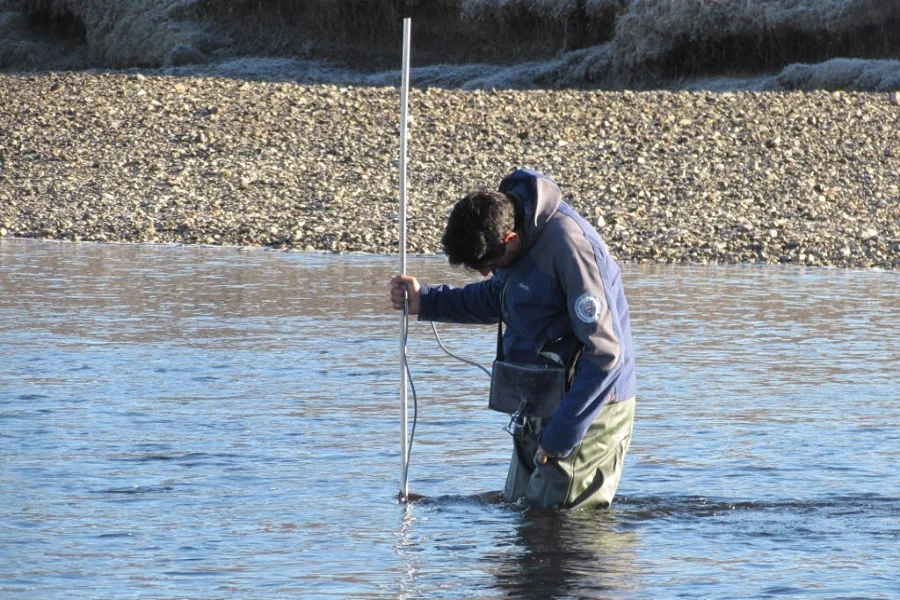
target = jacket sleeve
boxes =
[539,236,621,457]
[418,276,503,324]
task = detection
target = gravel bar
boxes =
[1,72,898,269]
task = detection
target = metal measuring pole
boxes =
[398,17,412,503]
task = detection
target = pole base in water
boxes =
[397,491,425,504]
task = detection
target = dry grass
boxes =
[0,0,897,89]
[770,57,900,91]
[611,0,900,83]
[0,0,211,68]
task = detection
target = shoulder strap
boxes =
[496,280,508,361]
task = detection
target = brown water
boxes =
[1,238,898,598]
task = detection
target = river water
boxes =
[1,238,898,599]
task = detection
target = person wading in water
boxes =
[390,168,636,509]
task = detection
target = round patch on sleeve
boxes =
[574,293,602,323]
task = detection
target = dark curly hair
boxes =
[441,190,517,269]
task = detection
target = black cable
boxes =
[399,309,491,501]
[400,300,417,493]
[402,340,417,474]
[429,321,491,378]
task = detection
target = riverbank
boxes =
[1,73,898,269]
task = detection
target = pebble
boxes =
[0,73,898,270]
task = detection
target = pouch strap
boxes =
[496,281,509,362]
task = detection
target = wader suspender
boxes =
[496,280,508,362]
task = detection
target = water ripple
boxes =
[0,239,897,599]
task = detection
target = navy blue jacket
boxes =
[419,169,636,457]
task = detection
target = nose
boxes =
[477,266,491,277]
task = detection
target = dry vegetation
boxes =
[0,0,898,89]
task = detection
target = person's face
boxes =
[473,232,521,276]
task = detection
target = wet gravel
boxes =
[1,72,898,269]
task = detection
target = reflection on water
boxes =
[488,509,641,599]
[1,238,898,598]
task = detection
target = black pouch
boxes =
[487,320,583,418]
[488,360,566,418]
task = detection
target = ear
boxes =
[502,232,518,244]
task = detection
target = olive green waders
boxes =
[502,398,635,509]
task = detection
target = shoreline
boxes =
[3,236,897,276]
[1,73,898,270]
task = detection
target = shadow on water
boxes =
[409,490,900,520]
[487,510,639,600]
[616,493,900,520]
[394,490,633,597]
[398,492,642,599]
[396,489,900,598]
[403,490,501,507]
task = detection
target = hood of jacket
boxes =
[498,168,562,254]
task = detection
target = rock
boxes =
[0,74,896,270]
